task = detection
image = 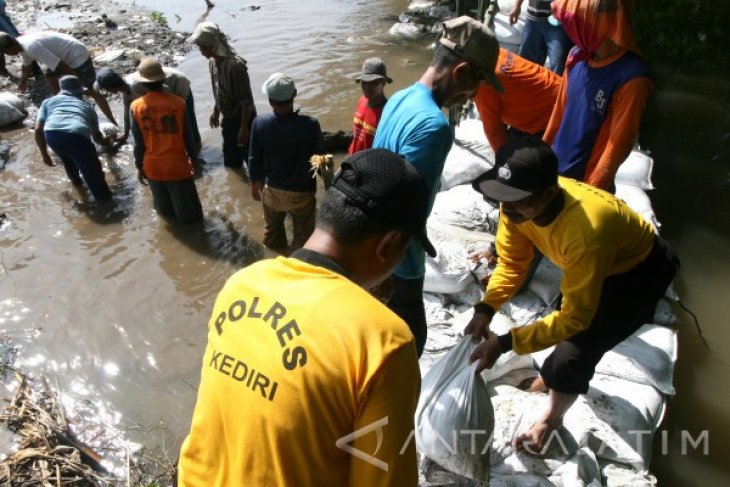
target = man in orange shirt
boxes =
[543,0,651,192]
[473,48,561,152]
[130,58,202,224]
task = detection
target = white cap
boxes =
[262,72,296,102]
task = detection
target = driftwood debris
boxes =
[0,370,111,485]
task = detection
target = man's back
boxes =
[373,82,451,278]
[38,94,97,138]
[178,256,420,487]
[130,91,192,181]
[248,111,323,192]
[18,31,88,69]
[474,49,561,150]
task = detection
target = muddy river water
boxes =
[1,0,728,485]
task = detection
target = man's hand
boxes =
[469,332,502,373]
[237,125,249,146]
[209,108,220,129]
[41,153,55,167]
[137,168,148,185]
[509,4,522,25]
[250,181,263,201]
[464,310,493,343]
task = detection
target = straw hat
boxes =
[136,58,168,83]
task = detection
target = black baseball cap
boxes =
[472,138,558,202]
[332,148,436,258]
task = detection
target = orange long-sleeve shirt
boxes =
[543,49,652,191]
[474,49,562,152]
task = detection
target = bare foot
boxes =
[527,376,548,393]
[514,417,562,455]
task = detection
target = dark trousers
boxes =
[148,178,203,224]
[388,276,427,357]
[540,237,679,394]
[44,130,112,201]
[221,114,254,168]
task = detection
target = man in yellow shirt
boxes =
[178,148,435,486]
[466,138,678,454]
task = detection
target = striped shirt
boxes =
[526,0,553,21]
[209,56,255,119]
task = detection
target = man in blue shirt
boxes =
[249,72,324,254]
[34,75,112,201]
[373,16,503,356]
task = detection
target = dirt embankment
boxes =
[0,0,191,112]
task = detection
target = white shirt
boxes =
[18,31,89,70]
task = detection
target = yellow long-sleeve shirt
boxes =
[178,255,420,487]
[483,177,655,354]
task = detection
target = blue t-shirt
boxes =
[36,94,99,139]
[248,111,324,192]
[374,82,452,279]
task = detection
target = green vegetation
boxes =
[632,0,729,72]
[150,11,168,26]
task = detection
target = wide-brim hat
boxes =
[136,57,168,83]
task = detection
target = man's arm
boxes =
[474,85,509,152]
[585,77,653,190]
[232,60,254,145]
[129,108,147,183]
[18,64,32,92]
[182,102,196,158]
[509,0,525,25]
[347,344,420,487]
[542,68,569,145]
[33,121,54,167]
[510,237,614,354]
[247,119,264,201]
[465,214,533,341]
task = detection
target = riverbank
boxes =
[0,0,190,115]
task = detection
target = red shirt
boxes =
[348,96,385,155]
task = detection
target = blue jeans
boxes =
[44,130,112,201]
[518,19,573,75]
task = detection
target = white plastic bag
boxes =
[415,336,494,480]
[0,92,26,128]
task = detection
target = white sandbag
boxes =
[531,324,677,396]
[0,92,27,127]
[526,257,563,307]
[424,242,473,295]
[416,337,494,481]
[440,139,494,191]
[429,184,497,232]
[595,324,678,395]
[614,150,654,190]
[615,183,660,232]
[93,49,126,63]
[494,12,524,50]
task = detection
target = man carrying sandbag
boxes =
[178,148,434,486]
[466,137,678,454]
